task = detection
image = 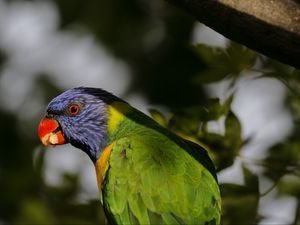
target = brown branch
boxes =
[167,0,300,69]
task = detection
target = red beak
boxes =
[38,118,66,146]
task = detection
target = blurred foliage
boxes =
[1,0,300,224]
[221,167,259,224]
[194,42,256,84]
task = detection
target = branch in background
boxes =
[167,0,300,69]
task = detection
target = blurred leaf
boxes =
[194,42,257,84]
[264,141,300,181]
[15,199,56,224]
[200,110,243,171]
[263,59,300,95]
[170,95,234,131]
[168,97,231,136]
[194,44,232,83]
[196,98,223,121]
[221,167,259,224]
[224,111,243,150]
[258,93,300,224]
[222,94,234,115]
[243,166,259,193]
[277,174,300,196]
[43,173,80,203]
[289,95,300,124]
[226,42,257,74]
[50,200,106,225]
[167,94,242,171]
[195,44,225,65]
[169,107,202,135]
[149,108,168,127]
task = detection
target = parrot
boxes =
[38,87,221,225]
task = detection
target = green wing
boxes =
[102,132,221,225]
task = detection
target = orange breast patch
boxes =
[95,142,115,191]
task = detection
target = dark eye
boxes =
[68,103,80,116]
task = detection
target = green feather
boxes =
[102,104,221,225]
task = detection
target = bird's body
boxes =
[38,87,221,225]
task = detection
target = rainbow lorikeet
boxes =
[38,87,221,225]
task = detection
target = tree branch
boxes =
[167,0,300,69]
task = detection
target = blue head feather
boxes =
[46,87,119,162]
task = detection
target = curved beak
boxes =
[38,117,66,146]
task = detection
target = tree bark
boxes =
[167,0,300,69]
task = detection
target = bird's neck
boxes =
[106,101,133,138]
[94,101,133,185]
[98,100,165,160]
[106,100,160,142]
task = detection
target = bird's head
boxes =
[38,87,119,162]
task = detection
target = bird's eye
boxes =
[68,104,80,116]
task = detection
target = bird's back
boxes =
[101,123,221,225]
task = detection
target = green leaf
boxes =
[289,94,300,123]
[199,110,243,171]
[195,44,226,65]
[243,166,259,194]
[15,199,56,224]
[277,174,300,196]
[194,44,231,83]
[224,111,243,150]
[221,166,259,224]
[264,141,300,181]
[149,108,168,127]
[193,42,257,84]
[226,41,257,74]
[221,94,234,116]
[220,175,259,225]
[169,108,201,135]
[262,59,300,95]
